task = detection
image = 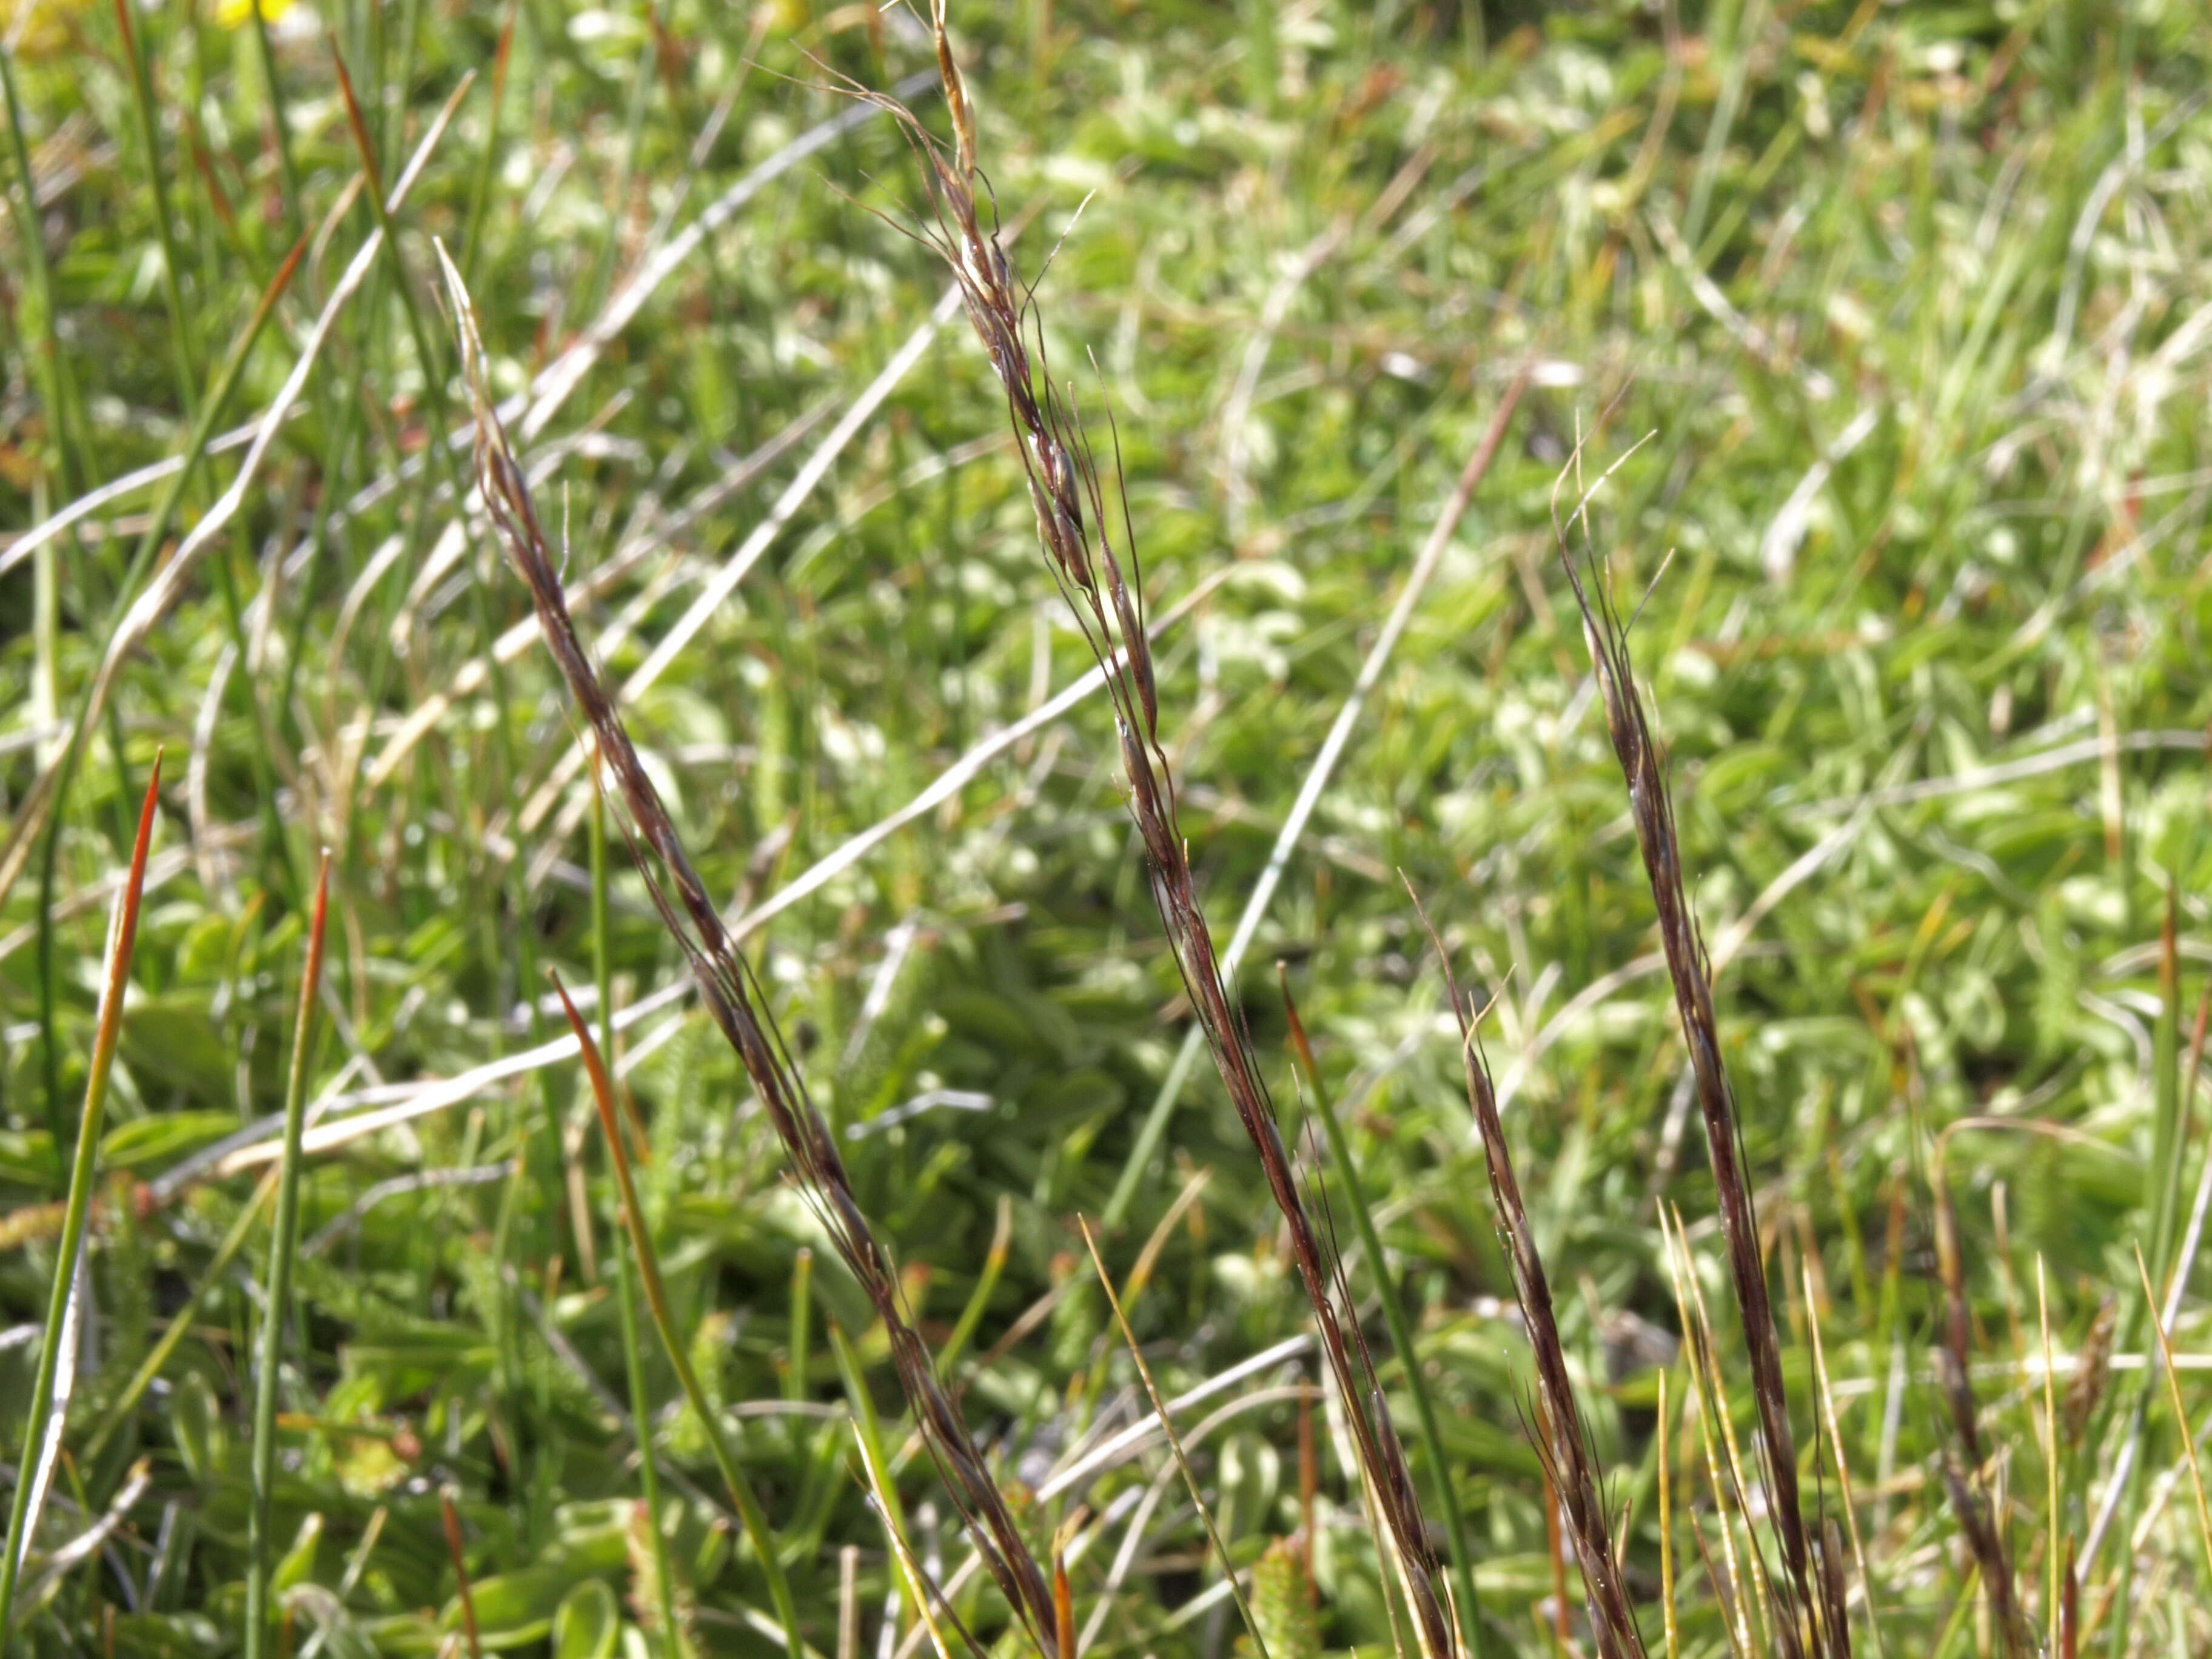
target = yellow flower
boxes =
[215,0,295,28]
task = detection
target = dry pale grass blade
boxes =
[2133,1247,2212,1584]
[1406,885,1644,1658]
[1076,1218,1274,1659]
[1658,1371,1678,1659]
[0,76,472,911]
[16,1458,152,1619]
[0,69,914,597]
[1802,1264,1885,1659]
[852,1421,973,1659]
[873,15,1465,1652]
[186,559,1241,1191]
[440,238,1059,1657]
[1110,373,1529,1229]
[0,753,162,1634]
[515,287,964,839]
[1660,1210,1757,1659]
[1552,439,1839,1658]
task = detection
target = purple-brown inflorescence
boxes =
[1551,458,1846,1659]
[1407,887,1646,1659]
[434,243,1059,1659]
[868,11,1462,1658]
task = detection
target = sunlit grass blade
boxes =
[590,779,683,1654]
[243,848,332,1659]
[1076,1216,1273,1659]
[2133,1247,2212,1584]
[0,752,163,1634]
[1278,965,1480,1640]
[551,970,808,1659]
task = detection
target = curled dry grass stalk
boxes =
[1404,886,1645,1659]
[434,243,1059,1659]
[1550,457,1847,1659]
[861,12,1464,1659]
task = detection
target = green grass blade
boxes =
[552,971,808,1659]
[1279,967,1483,1652]
[243,850,332,1659]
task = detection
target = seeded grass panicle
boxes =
[1552,451,1847,1659]
[1406,885,1644,1659]
[868,12,1467,1659]
[434,242,1060,1659]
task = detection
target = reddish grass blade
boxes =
[0,752,163,1633]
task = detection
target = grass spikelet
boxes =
[1406,885,1645,1659]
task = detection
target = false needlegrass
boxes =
[443,230,1064,1659]
[870,15,1478,1655]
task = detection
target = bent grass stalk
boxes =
[244,850,332,1659]
[1077,1217,1273,1659]
[0,754,163,1635]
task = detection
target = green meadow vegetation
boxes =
[2,0,2211,1654]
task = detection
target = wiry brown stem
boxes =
[434,242,1059,1659]
[866,14,1463,1658]
[1929,1144,2030,1657]
[1550,460,1844,1659]
[1406,887,1646,1659]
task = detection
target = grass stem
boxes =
[243,850,332,1659]
[552,971,808,1659]
[1278,967,1481,1646]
